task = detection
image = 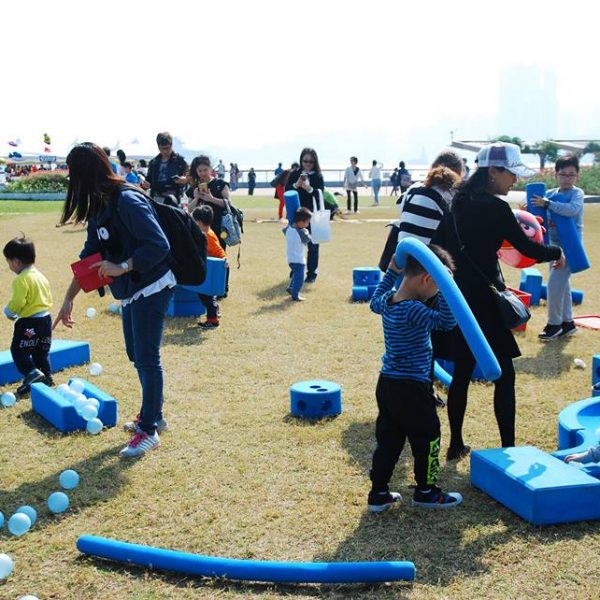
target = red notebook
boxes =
[70,253,113,293]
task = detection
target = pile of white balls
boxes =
[55,379,103,434]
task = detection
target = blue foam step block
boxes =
[30,381,117,432]
[180,257,227,297]
[471,445,600,525]
[166,298,206,317]
[353,267,382,286]
[352,285,370,302]
[0,339,90,386]
[519,268,543,306]
[540,284,583,304]
[290,380,342,418]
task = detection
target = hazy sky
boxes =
[2,0,599,165]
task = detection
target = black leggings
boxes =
[346,190,358,212]
[447,353,516,448]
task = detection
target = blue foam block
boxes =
[353,267,382,286]
[540,283,582,305]
[180,257,227,297]
[77,535,415,583]
[290,380,342,419]
[352,285,370,302]
[0,339,90,386]
[593,356,600,386]
[519,267,543,306]
[471,446,600,525]
[30,381,117,432]
[68,378,118,427]
[526,183,549,244]
[284,190,301,224]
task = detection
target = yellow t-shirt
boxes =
[7,266,53,318]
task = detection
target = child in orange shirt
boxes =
[192,206,227,328]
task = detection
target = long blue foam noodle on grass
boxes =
[394,238,501,381]
[76,535,416,583]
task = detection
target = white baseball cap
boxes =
[476,142,535,178]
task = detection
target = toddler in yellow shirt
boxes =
[3,235,53,396]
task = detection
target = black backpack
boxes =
[120,185,207,286]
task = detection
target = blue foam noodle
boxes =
[394,238,501,381]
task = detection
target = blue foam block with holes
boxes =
[353,267,382,286]
[30,381,117,432]
[471,445,600,525]
[180,257,227,297]
[290,380,342,418]
[0,339,90,385]
[519,268,543,306]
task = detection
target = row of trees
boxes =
[492,136,600,170]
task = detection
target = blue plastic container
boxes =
[526,182,549,243]
[290,380,342,418]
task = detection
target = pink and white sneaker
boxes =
[119,431,160,458]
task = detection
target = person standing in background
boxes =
[247,168,256,195]
[398,161,412,193]
[369,160,383,206]
[343,156,365,213]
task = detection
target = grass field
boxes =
[1,195,599,599]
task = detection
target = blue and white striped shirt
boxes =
[370,269,456,382]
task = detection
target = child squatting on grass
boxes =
[368,245,463,512]
[192,205,227,328]
[3,235,54,396]
[283,207,312,302]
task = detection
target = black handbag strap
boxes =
[450,211,507,292]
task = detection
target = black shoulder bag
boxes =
[451,212,530,330]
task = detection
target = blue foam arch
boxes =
[76,535,415,583]
[394,238,501,381]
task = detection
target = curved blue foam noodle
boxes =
[76,535,415,583]
[394,238,501,381]
[284,190,301,224]
[433,361,452,387]
[552,213,590,274]
[526,182,549,244]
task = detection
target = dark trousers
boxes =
[447,353,516,448]
[346,190,358,212]
[306,241,319,281]
[370,375,441,492]
[121,286,173,435]
[248,185,255,195]
[10,315,52,377]
[199,294,218,319]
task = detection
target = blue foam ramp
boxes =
[471,445,600,525]
[0,339,90,385]
[353,267,382,286]
[284,190,301,224]
[290,380,342,419]
[30,381,117,432]
[519,268,543,306]
[180,257,227,296]
[77,535,415,583]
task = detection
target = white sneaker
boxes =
[123,414,169,434]
[119,431,160,458]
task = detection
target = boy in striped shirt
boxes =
[368,245,463,512]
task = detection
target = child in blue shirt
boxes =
[368,244,462,512]
[532,155,584,341]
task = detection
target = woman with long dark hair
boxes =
[285,148,324,283]
[53,143,174,458]
[445,143,564,458]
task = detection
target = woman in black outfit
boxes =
[285,148,325,283]
[445,143,564,458]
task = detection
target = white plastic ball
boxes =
[89,362,103,377]
[69,379,85,394]
[573,358,586,369]
[59,469,80,490]
[108,303,119,313]
[74,394,89,414]
[48,491,69,513]
[80,404,98,421]
[8,512,31,536]
[15,505,37,526]
[0,553,13,579]
[86,418,103,435]
[19,596,41,600]
[1,392,17,407]
[85,307,97,318]
[56,383,71,396]
[86,397,100,411]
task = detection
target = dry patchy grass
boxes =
[0,196,599,599]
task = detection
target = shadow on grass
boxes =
[19,408,105,439]
[282,414,340,427]
[162,322,209,347]
[0,445,135,533]
[255,281,291,302]
[323,419,600,588]
[514,337,575,378]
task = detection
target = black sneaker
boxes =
[368,490,402,513]
[16,368,46,397]
[446,444,471,461]
[538,324,563,341]
[199,320,219,329]
[304,276,316,284]
[559,321,577,337]
[412,486,462,509]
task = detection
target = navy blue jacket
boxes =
[80,189,171,300]
[146,152,188,199]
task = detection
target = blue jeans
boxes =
[289,263,305,299]
[372,178,382,204]
[121,286,174,435]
